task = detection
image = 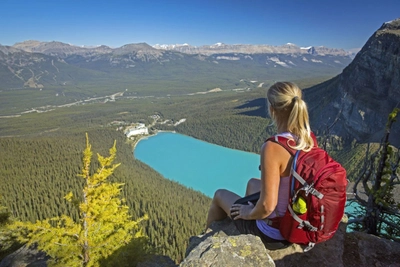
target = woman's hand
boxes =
[230,202,255,220]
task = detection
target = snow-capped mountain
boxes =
[151,42,350,56]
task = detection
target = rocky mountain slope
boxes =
[305,18,400,146]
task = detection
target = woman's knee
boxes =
[247,178,260,186]
[213,189,230,202]
[212,189,240,211]
[246,178,261,195]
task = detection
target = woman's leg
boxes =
[245,178,261,196]
[206,189,241,229]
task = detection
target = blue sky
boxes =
[1,0,399,50]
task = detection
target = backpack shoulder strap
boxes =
[265,132,318,156]
[266,134,296,156]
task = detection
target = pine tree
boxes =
[9,134,148,267]
[349,108,400,241]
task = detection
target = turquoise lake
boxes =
[134,131,356,214]
[134,132,260,197]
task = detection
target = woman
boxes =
[206,81,314,250]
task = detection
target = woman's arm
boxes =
[251,141,287,219]
[232,140,291,220]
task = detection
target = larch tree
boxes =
[10,134,148,267]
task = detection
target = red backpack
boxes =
[267,133,347,251]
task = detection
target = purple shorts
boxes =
[231,193,291,250]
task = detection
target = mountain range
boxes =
[152,42,351,56]
[6,40,351,57]
[0,40,352,95]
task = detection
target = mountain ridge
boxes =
[7,40,352,57]
[0,39,352,96]
[153,42,350,56]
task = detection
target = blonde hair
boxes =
[267,82,313,151]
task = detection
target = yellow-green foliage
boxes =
[9,134,148,267]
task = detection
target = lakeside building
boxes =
[125,123,149,138]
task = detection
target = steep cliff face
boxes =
[306,18,400,145]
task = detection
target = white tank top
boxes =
[256,175,290,240]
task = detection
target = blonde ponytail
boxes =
[267,82,313,151]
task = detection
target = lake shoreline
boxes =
[132,130,176,150]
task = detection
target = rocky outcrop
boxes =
[306,18,400,145]
[180,219,275,267]
[182,217,400,267]
[3,217,400,267]
[180,234,275,267]
[0,245,47,267]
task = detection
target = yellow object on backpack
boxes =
[292,196,307,214]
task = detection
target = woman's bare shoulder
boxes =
[261,139,290,155]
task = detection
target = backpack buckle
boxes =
[303,242,315,252]
[298,220,317,231]
[303,183,324,199]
